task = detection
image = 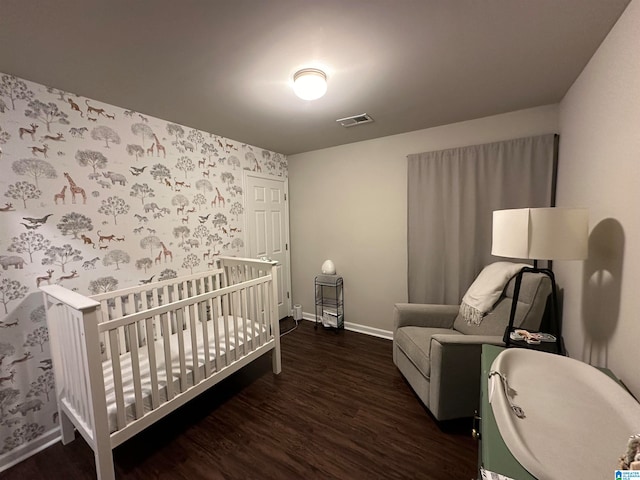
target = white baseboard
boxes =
[0,427,60,474]
[300,312,393,340]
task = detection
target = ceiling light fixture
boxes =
[293,68,327,100]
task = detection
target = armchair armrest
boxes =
[393,303,459,330]
[427,334,504,420]
[430,334,505,347]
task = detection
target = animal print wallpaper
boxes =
[0,72,287,468]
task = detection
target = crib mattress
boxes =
[102,315,263,433]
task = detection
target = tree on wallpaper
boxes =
[98,196,130,225]
[171,194,189,212]
[88,276,118,295]
[27,371,54,403]
[207,233,222,253]
[75,150,108,175]
[158,269,177,281]
[187,130,204,149]
[193,225,210,247]
[130,183,156,205]
[175,156,195,178]
[126,144,145,162]
[25,100,70,133]
[23,326,49,353]
[150,163,171,183]
[0,74,34,110]
[57,212,94,239]
[136,257,153,273]
[41,244,82,273]
[166,123,184,144]
[5,182,41,209]
[0,388,20,423]
[182,253,200,274]
[230,202,243,221]
[201,142,216,162]
[0,126,10,147]
[227,155,241,170]
[0,278,28,314]
[91,126,120,149]
[11,159,57,188]
[103,250,131,270]
[173,226,190,246]
[192,194,206,210]
[8,232,51,263]
[140,235,162,255]
[131,123,154,148]
[196,179,213,193]
[212,213,228,231]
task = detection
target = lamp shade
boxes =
[492,208,588,261]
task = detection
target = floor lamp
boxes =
[491,207,588,354]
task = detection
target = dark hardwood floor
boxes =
[2,319,478,480]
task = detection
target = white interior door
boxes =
[244,172,291,320]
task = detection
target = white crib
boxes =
[40,257,281,480]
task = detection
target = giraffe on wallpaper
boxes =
[213,187,225,207]
[53,185,67,205]
[152,134,166,158]
[159,242,172,262]
[63,173,86,204]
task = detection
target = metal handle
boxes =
[472,411,481,440]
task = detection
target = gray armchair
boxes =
[393,272,551,421]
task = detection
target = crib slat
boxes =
[188,303,200,385]
[152,288,161,340]
[113,296,128,354]
[98,299,111,361]
[221,293,231,368]
[231,291,239,363]
[240,287,249,355]
[264,281,272,339]
[175,307,187,392]
[109,329,126,430]
[256,282,265,346]
[161,313,174,401]
[65,309,82,417]
[199,299,211,378]
[212,297,221,370]
[71,314,89,422]
[127,323,144,419]
[251,284,259,348]
[144,317,160,409]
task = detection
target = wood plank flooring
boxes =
[2,319,478,480]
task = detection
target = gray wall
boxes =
[556,0,639,397]
[288,105,558,335]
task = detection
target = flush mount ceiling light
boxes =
[292,68,327,100]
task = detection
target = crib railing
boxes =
[41,257,280,480]
[39,286,109,451]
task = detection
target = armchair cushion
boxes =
[395,326,463,378]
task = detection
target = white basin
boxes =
[489,348,640,480]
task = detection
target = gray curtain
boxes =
[407,134,557,304]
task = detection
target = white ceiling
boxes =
[0,0,630,155]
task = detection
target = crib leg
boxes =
[94,437,115,480]
[271,347,282,374]
[59,409,75,445]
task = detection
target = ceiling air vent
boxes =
[336,113,374,128]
